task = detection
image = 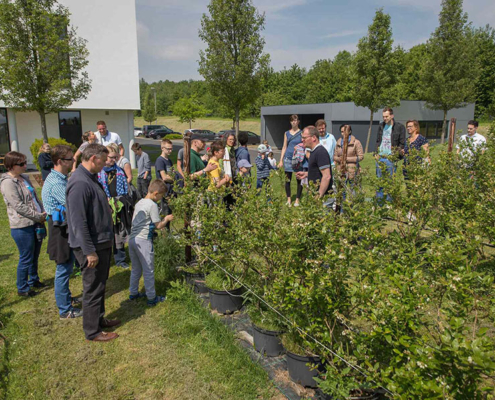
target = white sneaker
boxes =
[293,202,300,207]
[286,201,292,207]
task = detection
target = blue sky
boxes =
[136,0,495,82]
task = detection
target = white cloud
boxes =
[323,30,364,39]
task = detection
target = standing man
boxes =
[457,120,486,163]
[189,135,217,177]
[131,143,151,198]
[375,107,405,203]
[66,144,120,342]
[316,119,337,169]
[296,126,332,199]
[42,145,81,319]
[95,120,125,157]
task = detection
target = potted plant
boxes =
[205,269,244,314]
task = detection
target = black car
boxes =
[149,127,180,140]
[216,130,261,145]
[184,129,217,141]
[143,125,166,138]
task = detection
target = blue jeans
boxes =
[375,158,396,204]
[54,251,75,315]
[256,177,268,190]
[11,225,42,293]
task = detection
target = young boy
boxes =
[129,180,174,306]
[255,144,275,189]
[207,141,230,190]
[131,143,151,198]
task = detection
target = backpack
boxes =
[291,143,306,172]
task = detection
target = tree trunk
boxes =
[441,110,447,144]
[364,110,374,154]
[235,108,240,137]
[189,120,192,129]
[38,111,48,143]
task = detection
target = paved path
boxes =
[135,137,283,164]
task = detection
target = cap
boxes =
[191,134,206,141]
[257,144,268,153]
[238,159,252,169]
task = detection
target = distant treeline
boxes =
[138,25,495,121]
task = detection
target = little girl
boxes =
[268,152,277,169]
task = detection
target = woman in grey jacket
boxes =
[0,152,47,297]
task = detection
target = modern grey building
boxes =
[261,101,475,152]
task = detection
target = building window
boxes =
[59,111,82,147]
[418,121,445,139]
[0,109,10,155]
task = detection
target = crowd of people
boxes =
[0,111,487,342]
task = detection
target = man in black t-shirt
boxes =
[296,126,332,197]
[155,139,175,227]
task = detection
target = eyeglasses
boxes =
[162,147,173,151]
[15,161,27,167]
[301,135,311,140]
[108,156,117,159]
[406,126,414,129]
[61,158,73,161]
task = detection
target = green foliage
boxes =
[353,8,401,153]
[421,0,479,143]
[154,232,184,288]
[142,89,156,124]
[198,0,270,133]
[30,137,76,169]
[0,0,91,142]
[396,44,428,100]
[172,95,207,128]
[473,25,495,119]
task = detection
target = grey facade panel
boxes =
[261,101,475,152]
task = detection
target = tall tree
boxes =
[473,25,495,119]
[142,90,156,124]
[353,9,400,153]
[172,95,207,128]
[421,0,478,143]
[198,0,269,136]
[0,0,91,143]
[396,44,428,100]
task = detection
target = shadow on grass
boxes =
[0,254,13,263]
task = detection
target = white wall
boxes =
[12,109,134,165]
[0,0,140,111]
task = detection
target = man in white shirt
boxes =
[315,119,336,167]
[457,120,486,163]
[94,120,124,156]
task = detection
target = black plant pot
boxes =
[315,388,382,400]
[286,351,321,388]
[183,271,208,294]
[252,323,284,357]
[207,286,244,314]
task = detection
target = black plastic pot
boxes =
[183,271,208,294]
[286,351,321,388]
[207,286,244,314]
[315,388,382,400]
[252,323,284,357]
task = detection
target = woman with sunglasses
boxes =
[1,152,47,297]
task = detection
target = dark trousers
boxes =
[137,177,151,198]
[73,244,112,340]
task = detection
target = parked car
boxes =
[148,127,181,140]
[134,127,142,137]
[143,125,166,138]
[215,130,261,145]
[184,129,217,141]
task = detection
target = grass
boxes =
[0,191,277,399]
[134,116,261,135]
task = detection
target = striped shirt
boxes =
[41,169,68,215]
[255,155,273,179]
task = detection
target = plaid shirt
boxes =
[41,169,68,215]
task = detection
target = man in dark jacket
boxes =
[375,107,406,204]
[66,144,120,342]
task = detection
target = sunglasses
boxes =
[15,161,27,167]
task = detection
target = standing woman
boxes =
[72,131,97,172]
[223,132,237,182]
[278,114,303,206]
[333,124,364,183]
[400,120,429,179]
[38,143,53,181]
[113,143,133,184]
[1,152,47,297]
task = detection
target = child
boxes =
[131,143,151,198]
[268,152,277,169]
[207,141,230,190]
[128,180,174,306]
[255,144,274,189]
[263,140,272,153]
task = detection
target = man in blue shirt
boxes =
[375,107,406,204]
[316,119,336,167]
[42,145,82,319]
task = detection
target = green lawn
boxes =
[0,190,277,399]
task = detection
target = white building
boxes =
[0,0,140,167]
